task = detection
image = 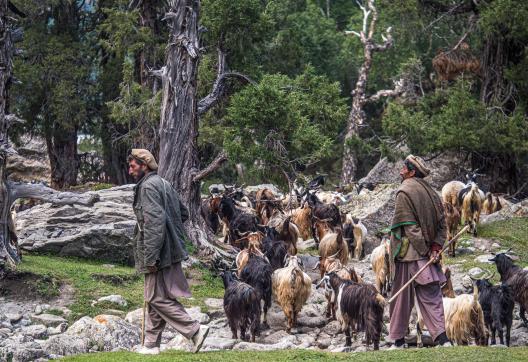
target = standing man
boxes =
[388,155,451,348]
[128,149,209,354]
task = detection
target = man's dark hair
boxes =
[128,155,146,166]
[404,160,425,179]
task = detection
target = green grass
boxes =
[63,347,528,362]
[479,217,528,262]
[17,254,224,321]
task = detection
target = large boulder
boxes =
[358,151,471,191]
[62,315,140,352]
[17,185,136,265]
[340,184,399,255]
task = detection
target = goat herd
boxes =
[199,176,526,351]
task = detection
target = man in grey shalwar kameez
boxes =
[388,155,452,348]
[128,149,209,354]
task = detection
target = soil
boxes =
[0,271,60,301]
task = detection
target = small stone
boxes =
[204,298,224,310]
[47,322,68,336]
[468,267,484,278]
[491,243,500,249]
[102,309,126,318]
[31,313,68,327]
[490,344,507,348]
[102,264,115,268]
[96,294,128,307]
[185,307,210,324]
[474,254,494,264]
[202,337,237,351]
[355,345,368,352]
[19,318,32,327]
[6,313,23,323]
[34,306,43,315]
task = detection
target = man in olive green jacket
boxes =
[129,149,209,354]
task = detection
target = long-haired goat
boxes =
[219,195,261,246]
[443,202,461,256]
[222,271,261,342]
[482,193,503,215]
[316,252,362,320]
[256,188,282,225]
[236,237,265,275]
[200,194,222,234]
[343,214,367,260]
[290,206,312,241]
[272,255,312,333]
[261,227,288,271]
[370,236,392,297]
[473,274,514,346]
[432,43,481,82]
[489,252,528,328]
[317,272,384,350]
[267,211,299,255]
[240,252,273,329]
[459,182,482,236]
[442,181,465,209]
[306,191,342,245]
[318,229,349,278]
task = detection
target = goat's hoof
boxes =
[417,343,423,348]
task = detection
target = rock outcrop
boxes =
[17,185,136,265]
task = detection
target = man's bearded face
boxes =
[128,159,148,181]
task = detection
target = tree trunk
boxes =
[158,0,233,267]
[46,125,79,189]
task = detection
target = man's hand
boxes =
[430,249,441,264]
[147,265,158,273]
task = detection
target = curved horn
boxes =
[484,271,495,280]
[328,250,341,259]
[312,261,320,271]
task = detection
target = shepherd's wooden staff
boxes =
[141,300,147,346]
[387,225,470,304]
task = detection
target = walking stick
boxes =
[387,225,470,304]
[141,300,147,346]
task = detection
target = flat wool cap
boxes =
[131,149,158,171]
[405,154,430,177]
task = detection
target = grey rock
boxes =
[43,334,91,356]
[202,337,237,351]
[164,334,192,352]
[262,330,294,344]
[468,267,485,278]
[17,185,136,265]
[30,313,68,327]
[204,298,224,310]
[34,306,42,315]
[297,315,326,328]
[22,324,48,339]
[185,307,210,324]
[47,323,68,336]
[6,313,23,324]
[96,294,128,307]
[233,340,296,351]
[65,315,140,351]
[474,254,494,264]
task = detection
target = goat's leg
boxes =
[229,320,238,340]
[262,298,270,329]
[241,318,248,341]
[506,323,511,347]
[325,296,332,318]
[286,310,293,333]
[498,326,504,346]
[490,327,496,345]
[345,326,352,347]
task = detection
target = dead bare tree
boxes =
[340,0,404,185]
[0,0,99,277]
[157,0,251,267]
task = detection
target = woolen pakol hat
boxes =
[131,149,158,171]
[405,154,430,177]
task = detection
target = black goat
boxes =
[219,195,260,247]
[317,272,384,350]
[261,227,287,271]
[222,271,261,342]
[240,253,273,329]
[306,191,341,245]
[200,196,221,234]
[474,277,514,346]
[489,252,528,328]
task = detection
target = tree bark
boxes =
[340,0,397,185]
[46,125,79,189]
[158,0,234,267]
[0,0,100,277]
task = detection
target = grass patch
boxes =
[17,254,224,321]
[63,347,528,362]
[303,246,319,257]
[479,217,528,263]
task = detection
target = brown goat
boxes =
[441,180,465,210]
[432,43,481,82]
[318,230,349,278]
[482,193,503,215]
[461,183,482,236]
[256,188,281,225]
[236,237,265,275]
[267,211,299,255]
[443,202,461,257]
[290,206,312,240]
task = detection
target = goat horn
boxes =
[485,271,495,280]
[328,250,340,259]
[312,261,320,271]
[315,277,326,289]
